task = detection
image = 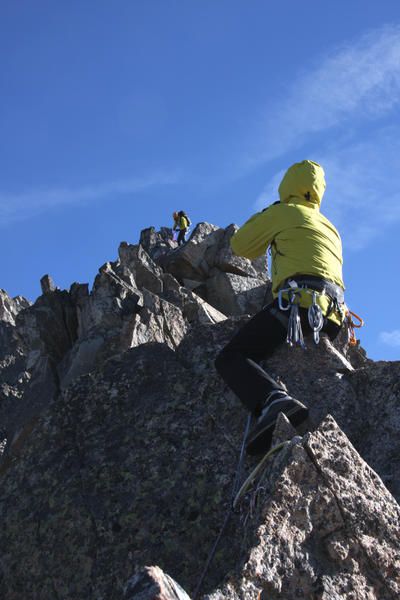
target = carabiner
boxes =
[278,288,291,311]
[348,310,364,328]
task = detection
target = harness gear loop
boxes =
[277,279,346,348]
[308,290,324,344]
[346,310,365,347]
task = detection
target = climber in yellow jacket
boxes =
[172,211,191,246]
[215,160,346,455]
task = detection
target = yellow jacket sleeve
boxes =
[231,205,281,259]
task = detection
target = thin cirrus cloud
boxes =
[254,130,400,251]
[246,24,400,167]
[317,130,400,250]
[252,23,400,251]
[379,330,400,347]
[0,171,181,227]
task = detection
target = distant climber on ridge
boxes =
[215,160,346,455]
[172,210,191,246]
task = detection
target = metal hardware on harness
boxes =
[282,290,305,348]
[308,291,324,344]
[278,288,294,311]
[281,276,345,304]
[278,283,343,348]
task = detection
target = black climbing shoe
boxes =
[246,395,308,456]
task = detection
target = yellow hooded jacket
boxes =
[231,160,345,323]
[173,215,189,230]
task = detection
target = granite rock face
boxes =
[0,223,399,600]
[207,416,400,600]
[0,289,30,325]
[150,222,271,315]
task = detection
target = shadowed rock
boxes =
[0,222,398,600]
[40,274,57,294]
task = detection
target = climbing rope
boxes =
[232,441,289,510]
[193,415,251,600]
[231,415,252,501]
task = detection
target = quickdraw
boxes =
[278,289,306,348]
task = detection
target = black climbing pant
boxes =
[177,229,187,245]
[215,298,341,415]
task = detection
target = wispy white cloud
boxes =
[245,24,400,166]
[380,330,400,347]
[254,125,400,250]
[319,129,400,249]
[255,169,285,210]
[0,171,181,226]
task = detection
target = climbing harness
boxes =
[193,415,251,600]
[276,277,347,348]
[276,280,365,350]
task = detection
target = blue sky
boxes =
[1,1,400,360]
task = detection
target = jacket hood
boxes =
[278,160,326,206]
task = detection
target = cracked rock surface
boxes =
[207,416,400,600]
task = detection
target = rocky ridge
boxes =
[0,222,398,599]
